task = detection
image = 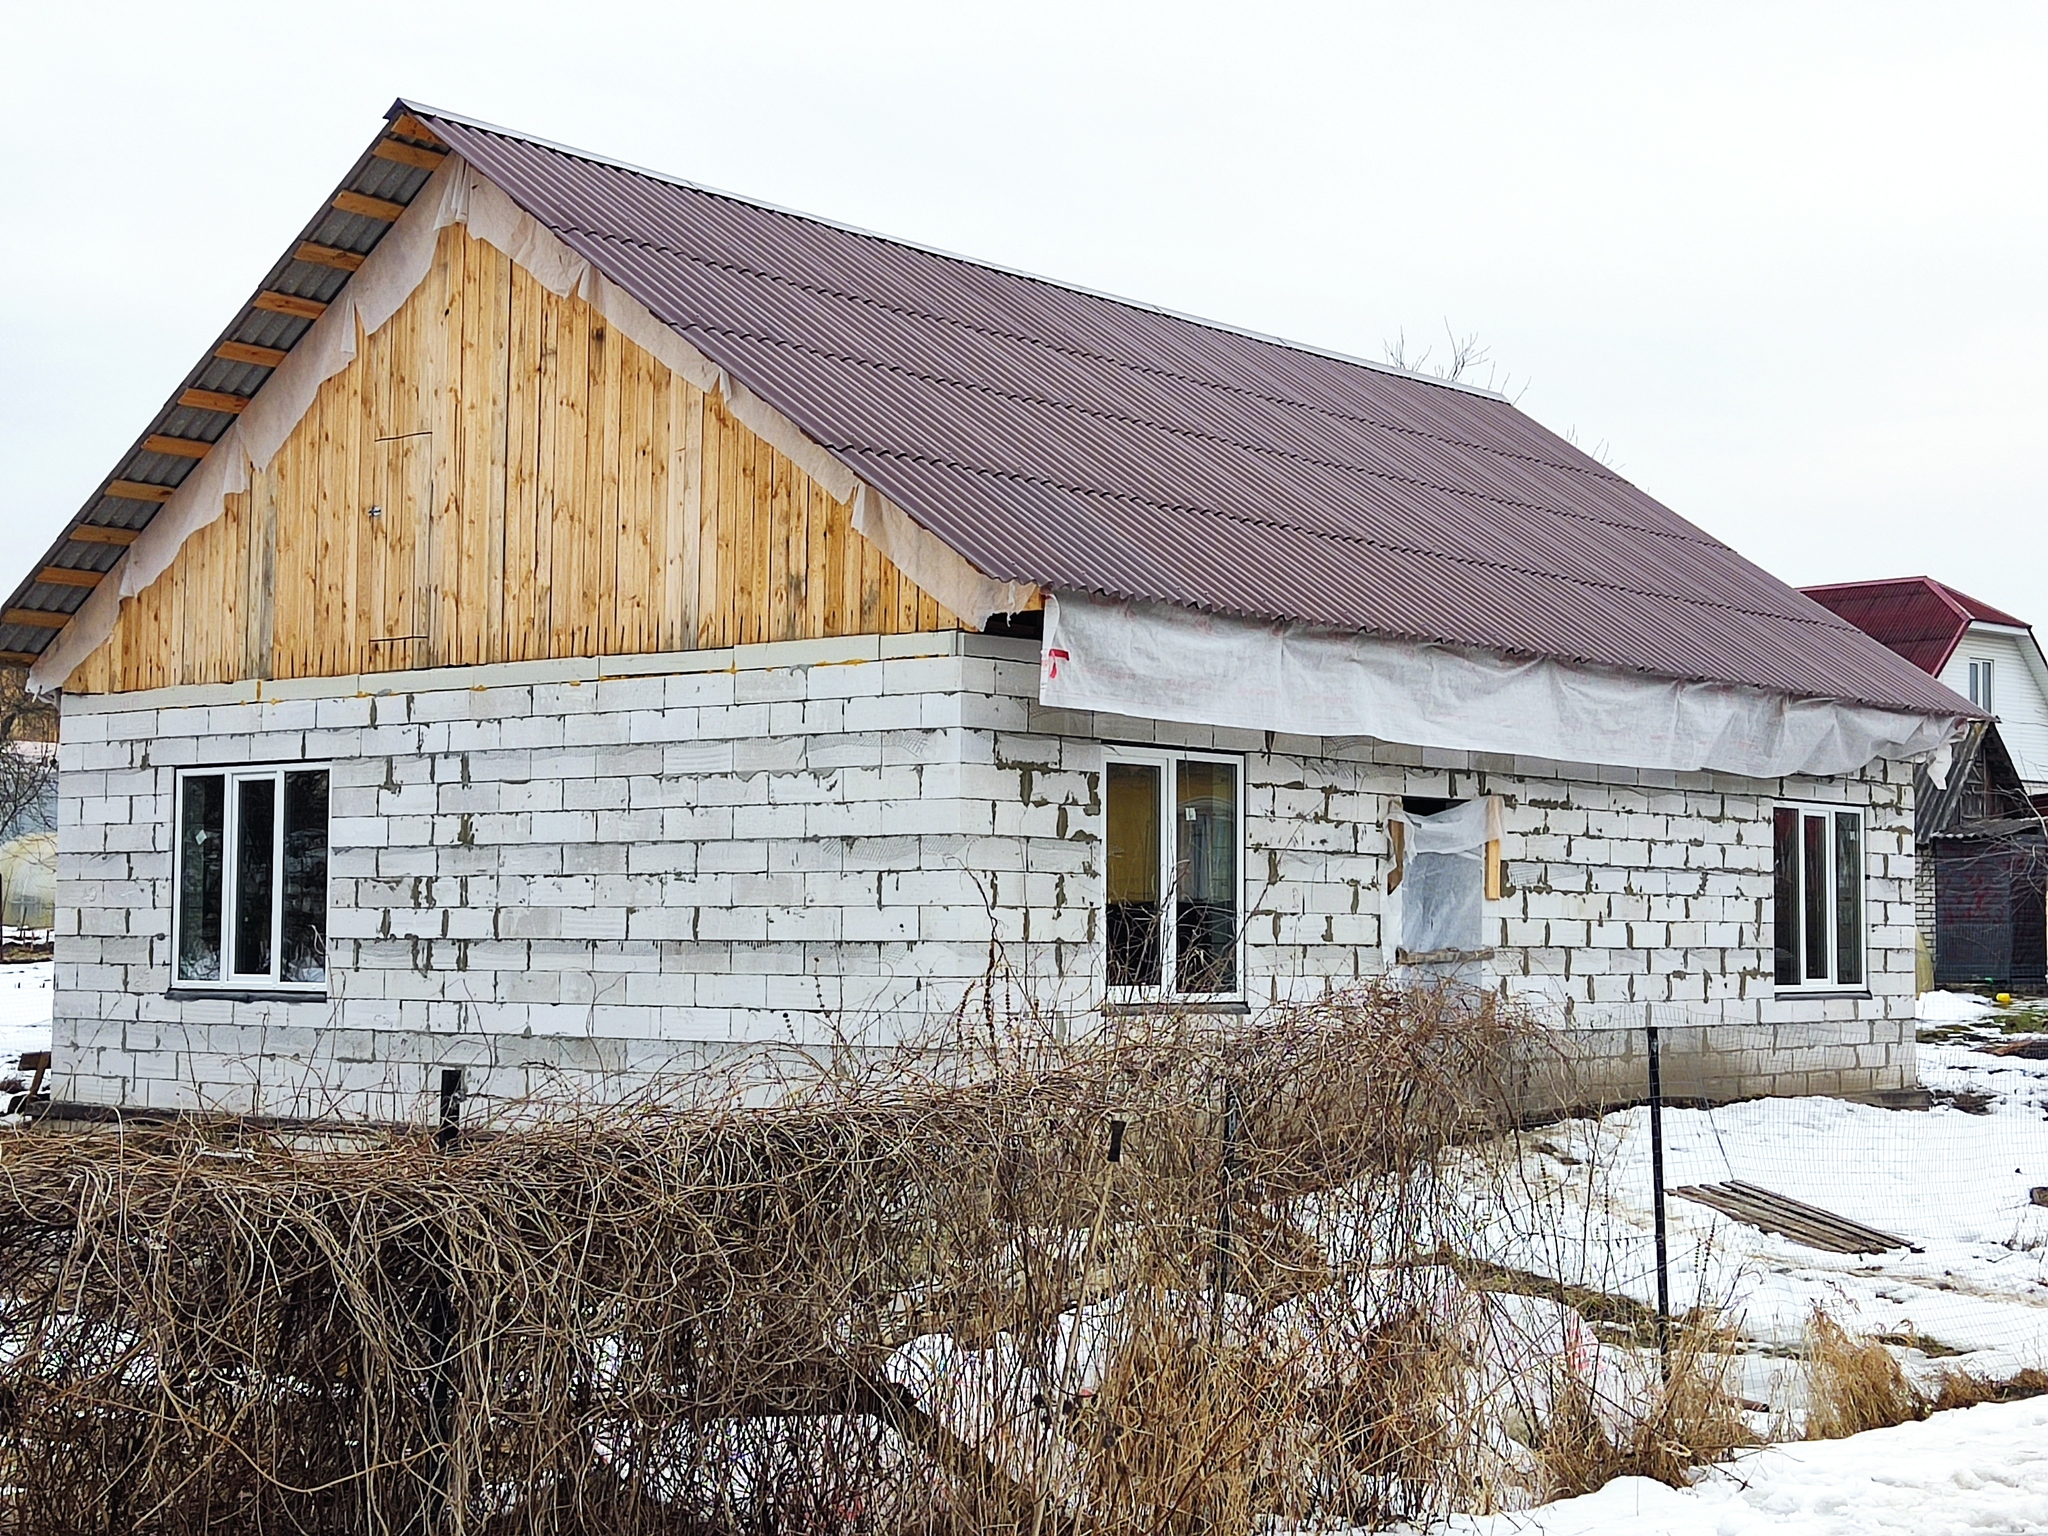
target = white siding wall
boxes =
[1940,627,2048,788]
[52,635,1920,1119]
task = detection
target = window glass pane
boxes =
[177,775,226,982]
[233,776,277,978]
[282,772,329,984]
[1106,762,1162,989]
[1802,813,1829,980]
[1175,759,1238,993]
[1834,811,1863,986]
[1772,808,1799,985]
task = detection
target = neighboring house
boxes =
[1804,578,2048,989]
[4,104,1975,1120]
[1803,578,2048,794]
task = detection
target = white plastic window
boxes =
[1771,802,1865,991]
[1969,659,1994,713]
[173,765,331,991]
[1105,750,1243,999]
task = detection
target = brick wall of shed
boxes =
[52,635,1918,1118]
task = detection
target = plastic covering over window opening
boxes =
[1390,798,1502,964]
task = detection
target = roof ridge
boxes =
[394,98,1517,405]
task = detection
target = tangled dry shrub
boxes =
[1801,1307,1924,1440]
[1534,1314,1755,1501]
[0,982,1561,1536]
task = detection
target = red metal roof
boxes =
[1800,577,2031,677]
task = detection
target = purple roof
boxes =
[411,105,1963,717]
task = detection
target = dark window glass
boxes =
[1106,762,1162,989]
[282,772,329,984]
[1772,808,1799,985]
[177,775,226,982]
[1834,811,1863,986]
[1175,759,1238,993]
[233,776,276,977]
[1801,812,1829,980]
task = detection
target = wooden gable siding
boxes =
[66,225,963,694]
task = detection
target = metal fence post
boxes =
[1646,1018,1671,1370]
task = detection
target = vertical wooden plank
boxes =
[552,289,590,658]
[695,391,724,649]
[513,267,552,661]
[766,449,793,643]
[674,379,702,651]
[483,243,511,666]
[246,457,279,679]
[584,304,620,655]
[734,425,760,646]
[718,398,743,649]
[615,341,656,654]
[428,224,465,668]
[858,524,884,635]
[817,490,846,638]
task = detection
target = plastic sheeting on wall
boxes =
[31,158,1035,693]
[1041,591,1962,785]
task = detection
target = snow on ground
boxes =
[1435,1395,2048,1534]
[1465,990,2048,1406]
[0,961,49,1071]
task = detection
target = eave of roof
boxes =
[0,113,454,669]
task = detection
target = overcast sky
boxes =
[3,1,2042,619]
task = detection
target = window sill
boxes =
[1771,988,1874,1001]
[167,989,330,1004]
[1104,998,1251,1016]
[1395,947,1496,967]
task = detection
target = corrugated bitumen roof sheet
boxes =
[408,105,1966,717]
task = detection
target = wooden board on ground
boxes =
[1672,1179,1919,1255]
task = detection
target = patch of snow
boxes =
[1464,1027,2048,1404]
[0,960,50,1069]
[1916,989,1998,1023]
[1434,1396,2048,1534]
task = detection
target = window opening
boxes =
[1391,798,1497,962]
[1772,802,1865,990]
[1969,659,1994,713]
[176,765,330,992]
[1105,750,1242,998]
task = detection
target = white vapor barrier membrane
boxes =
[32,160,1030,691]
[1041,592,1963,784]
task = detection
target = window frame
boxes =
[1771,799,1868,995]
[1968,658,1994,713]
[171,761,332,997]
[1102,746,1247,1005]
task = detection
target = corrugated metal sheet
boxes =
[406,105,1969,717]
[1803,578,2031,677]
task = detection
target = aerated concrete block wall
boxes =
[52,633,1917,1118]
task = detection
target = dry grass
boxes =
[1801,1307,1925,1440]
[1535,1314,1756,1500]
[0,982,1576,1536]
[1928,1365,2048,1411]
